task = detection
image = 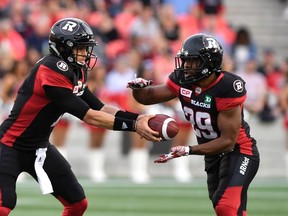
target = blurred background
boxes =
[0,0,288,185]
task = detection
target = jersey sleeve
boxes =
[216,95,247,111]
[80,87,104,110]
[216,76,247,111]
[38,65,73,90]
[44,86,90,120]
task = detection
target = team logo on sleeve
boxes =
[233,80,244,92]
[56,60,68,71]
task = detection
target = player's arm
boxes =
[133,84,176,105]
[190,106,241,155]
[127,77,176,105]
[155,106,241,163]
[80,86,120,115]
[81,86,158,128]
[44,86,160,142]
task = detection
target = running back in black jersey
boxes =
[167,70,258,157]
[0,54,88,150]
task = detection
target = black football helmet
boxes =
[175,33,223,84]
[49,18,97,70]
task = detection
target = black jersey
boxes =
[0,55,103,151]
[167,71,258,157]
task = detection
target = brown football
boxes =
[148,114,179,141]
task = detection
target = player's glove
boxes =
[127,77,153,89]
[154,146,190,163]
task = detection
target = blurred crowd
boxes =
[1,0,288,182]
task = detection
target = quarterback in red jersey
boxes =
[128,33,260,216]
[0,18,160,216]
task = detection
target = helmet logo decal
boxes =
[62,21,78,32]
[60,21,80,35]
[233,80,244,92]
[57,60,68,71]
[204,37,221,51]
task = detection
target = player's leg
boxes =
[41,144,88,216]
[236,157,259,216]
[0,174,17,215]
[210,151,259,216]
[0,144,22,215]
[207,153,238,215]
[88,126,107,183]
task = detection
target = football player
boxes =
[0,18,160,216]
[127,33,260,216]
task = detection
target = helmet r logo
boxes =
[61,21,78,33]
[205,37,220,51]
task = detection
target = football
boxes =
[148,114,179,141]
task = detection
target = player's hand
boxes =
[127,76,153,89]
[135,114,160,142]
[154,146,190,163]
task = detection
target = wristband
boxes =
[113,117,137,132]
[188,146,193,155]
[115,110,139,120]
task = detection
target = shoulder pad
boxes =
[169,70,180,85]
[41,55,74,80]
[220,72,246,98]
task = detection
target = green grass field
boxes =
[11,177,288,216]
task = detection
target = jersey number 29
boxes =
[183,107,217,139]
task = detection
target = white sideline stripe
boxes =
[162,118,175,140]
